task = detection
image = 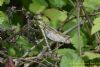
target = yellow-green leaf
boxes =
[48,0,68,8]
[0,11,9,29]
[0,0,4,6]
[56,49,85,67]
[4,0,10,4]
[29,0,47,13]
[91,17,100,35]
[8,47,16,56]
[16,36,32,50]
[71,31,86,51]
[83,0,100,12]
[83,52,100,60]
[43,8,67,22]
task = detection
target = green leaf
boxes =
[8,47,16,56]
[22,0,31,9]
[71,31,85,51]
[35,0,48,6]
[29,0,48,13]
[50,21,60,29]
[83,52,100,60]
[0,0,10,6]
[56,49,85,67]
[55,48,75,56]
[60,55,85,67]
[16,36,32,50]
[0,11,10,29]
[91,17,100,35]
[48,0,68,8]
[83,0,100,12]
[43,8,67,22]
[63,19,77,35]
[4,0,10,4]
[0,0,4,6]
[91,25,100,35]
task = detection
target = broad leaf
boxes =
[8,47,16,56]
[50,21,60,28]
[83,0,100,12]
[83,52,100,60]
[0,0,10,6]
[0,0,4,6]
[16,36,32,50]
[56,49,85,67]
[0,11,9,29]
[29,0,48,13]
[91,17,100,35]
[4,0,10,4]
[55,49,75,55]
[63,19,78,35]
[71,31,86,51]
[43,8,67,22]
[48,0,68,8]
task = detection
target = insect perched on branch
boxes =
[34,14,71,44]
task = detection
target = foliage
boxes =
[56,49,85,67]
[0,0,100,67]
[91,17,100,35]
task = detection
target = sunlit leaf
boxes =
[0,11,10,29]
[29,0,47,13]
[91,17,100,35]
[48,0,68,8]
[56,49,85,67]
[0,0,4,6]
[8,47,16,56]
[55,48,75,55]
[91,25,100,35]
[83,52,100,60]
[71,31,86,51]
[50,21,60,28]
[63,19,78,35]
[43,8,67,22]
[83,0,100,12]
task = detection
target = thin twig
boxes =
[76,0,82,55]
[63,21,83,34]
[35,14,52,53]
[81,1,100,48]
[58,12,100,30]
[22,39,44,57]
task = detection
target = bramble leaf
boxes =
[91,17,100,35]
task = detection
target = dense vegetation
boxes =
[0,0,100,67]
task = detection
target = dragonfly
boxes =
[34,14,71,44]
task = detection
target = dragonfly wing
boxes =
[45,29,66,42]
